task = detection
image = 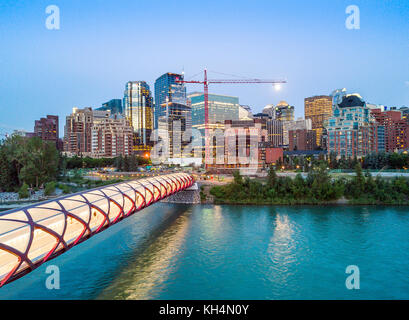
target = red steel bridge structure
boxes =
[0,173,194,287]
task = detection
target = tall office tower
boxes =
[268,119,284,147]
[304,95,332,146]
[274,101,295,121]
[327,92,379,158]
[90,114,133,158]
[190,93,240,160]
[157,101,192,160]
[97,99,123,115]
[190,93,240,133]
[64,107,110,156]
[33,115,59,148]
[123,81,154,153]
[262,104,276,119]
[154,73,187,130]
[253,113,283,147]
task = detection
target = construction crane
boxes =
[175,69,287,169]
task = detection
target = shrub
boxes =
[44,181,56,196]
[18,183,29,199]
[56,183,71,194]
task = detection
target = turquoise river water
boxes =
[0,204,408,299]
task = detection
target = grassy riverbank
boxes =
[209,164,409,206]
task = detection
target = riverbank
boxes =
[205,166,409,206]
[209,197,409,206]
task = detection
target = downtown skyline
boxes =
[1,0,408,136]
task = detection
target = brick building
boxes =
[289,129,317,151]
[371,109,409,152]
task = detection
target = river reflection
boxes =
[97,209,191,299]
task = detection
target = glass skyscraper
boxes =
[189,93,240,161]
[123,81,153,152]
[158,102,192,159]
[97,99,123,114]
[274,101,295,121]
[154,72,187,130]
[190,93,240,134]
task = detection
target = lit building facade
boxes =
[157,102,192,159]
[274,101,295,121]
[64,107,110,156]
[371,109,409,152]
[91,115,133,158]
[33,115,59,149]
[190,93,240,133]
[123,81,154,153]
[254,112,283,147]
[190,93,240,158]
[304,95,332,146]
[289,129,317,151]
[327,93,379,158]
[154,73,186,130]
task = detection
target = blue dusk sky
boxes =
[0,0,408,136]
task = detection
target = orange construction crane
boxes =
[176,69,287,168]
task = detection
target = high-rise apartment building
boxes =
[304,95,332,146]
[154,73,187,130]
[91,114,133,158]
[64,107,109,155]
[64,107,133,157]
[33,115,60,148]
[371,109,409,152]
[289,129,317,151]
[123,81,154,153]
[327,92,379,158]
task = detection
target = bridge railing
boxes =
[0,172,194,287]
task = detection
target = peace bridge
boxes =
[0,173,194,287]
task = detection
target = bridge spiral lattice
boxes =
[0,173,194,287]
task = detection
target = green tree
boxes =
[267,165,278,188]
[18,137,59,188]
